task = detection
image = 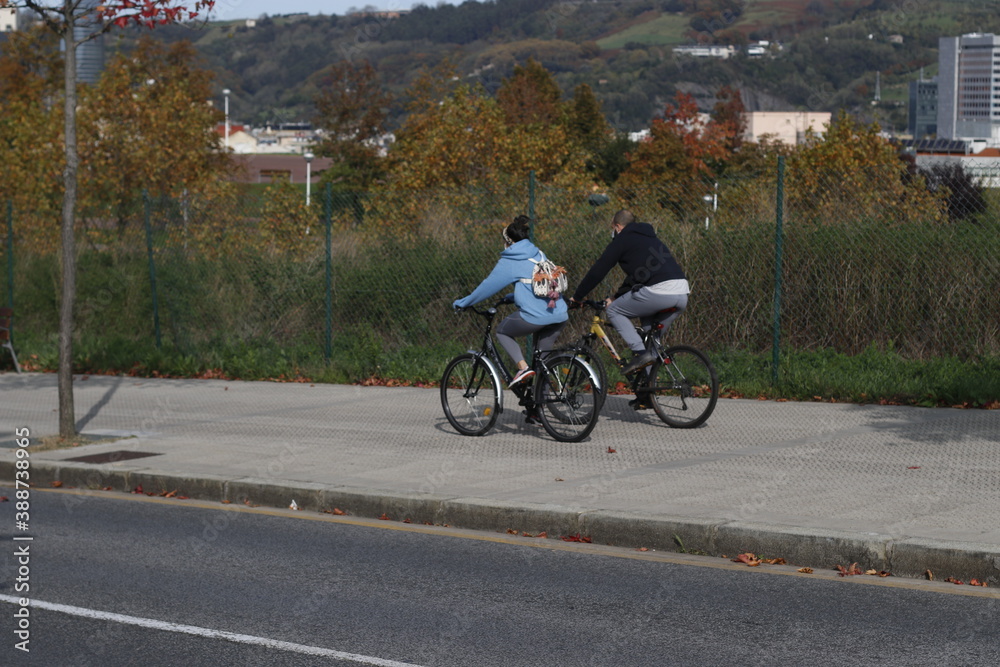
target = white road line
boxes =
[0,594,424,666]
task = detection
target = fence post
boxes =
[324,182,333,362]
[528,170,536,241]
[142,191,162,349]
[6,201,13,319]
[771,156,786,386]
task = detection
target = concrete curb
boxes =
[5,460,1000,584]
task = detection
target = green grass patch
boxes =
[598,13,691,50]
[7,332,998,410]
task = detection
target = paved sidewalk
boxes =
[2,372,999,582]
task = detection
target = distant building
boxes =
[743,111,831,145]
[910,144,1000,188]
[908,78,938,139]
[937,33,1000,145]
[230,154,334,184]
[672,44,736,59]
[59,0,105,84]
[1,7,16,32]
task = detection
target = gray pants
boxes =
[496,312,566,366]
[607,288,688,353]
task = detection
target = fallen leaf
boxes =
[378,513,391,520]
[907,466,921,470]
[969,579,988,587]
[51,481,64,488]
[866,569,878,575]
[762,558,786,565]
[607,447,617,454]
[945,577,964,585]
[162,489,177,498]
[132,485,144,494]
[221,499,232,504]
[332,507,347,515]
[177,495,189,500]
[554,478,564,482]
[733,553,761,566]
[836,563,864,576]
[507,528,518,535]
[561,533,592,543]
[0,496,8,502]
[925,569,934,581]
[638,547,649,552]
[797,567,814,574]
[403,518,411,523]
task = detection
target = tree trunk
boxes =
[58,3,77,439]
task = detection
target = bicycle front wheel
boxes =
[535,355,601,442]
[647,345,718,428]
[441,354,500,436]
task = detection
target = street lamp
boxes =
[702,182,718,230]
[222,88,231,151]
[304,151,314,207]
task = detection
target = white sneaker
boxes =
[509,368,536,388]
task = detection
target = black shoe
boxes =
[622,349,657,375]
[523,409,542,425]
[629,397,652,411]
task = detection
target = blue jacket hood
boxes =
[453,239,568,326]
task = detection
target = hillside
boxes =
[109,0,1000,133]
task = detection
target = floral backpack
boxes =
[522,252,568,308]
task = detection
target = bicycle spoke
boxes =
[535,355,600,442]
[441,355,499,436]
[647,345,718,428]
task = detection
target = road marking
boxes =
[0,594,423,666]
[32,487,1000,600]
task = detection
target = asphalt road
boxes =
[2,487,999,666]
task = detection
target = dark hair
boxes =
[611,209,635,227]
[505,215,531,243]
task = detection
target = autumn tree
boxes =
[786,111,947,225]
[0,26,63,252]
[387,62,586,193]
[312,60,391,193]
[9,0,214,438]
[496,57,563,127]
[79,36,228,236]
[711,84,746,153]
[617,92,730,218]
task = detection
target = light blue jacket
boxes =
[453,239,568,326]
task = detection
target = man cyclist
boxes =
[568,209,689,378]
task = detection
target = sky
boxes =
[209,0,454,21]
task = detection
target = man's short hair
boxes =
[611,209,634,227]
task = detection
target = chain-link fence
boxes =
[2,158,999,387]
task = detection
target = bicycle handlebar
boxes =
[571,298,606,312]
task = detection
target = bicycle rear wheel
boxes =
[441,354,500,436]
[647,345,718,428]
[535,355,601,442]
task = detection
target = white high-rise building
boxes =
[937,33,1000,144]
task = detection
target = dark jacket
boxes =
[572,222,686,300]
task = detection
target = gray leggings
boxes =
[607,289,688,353]
[495,312,566,366]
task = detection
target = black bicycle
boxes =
[559,299,718,428]
[441,299,602,442]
